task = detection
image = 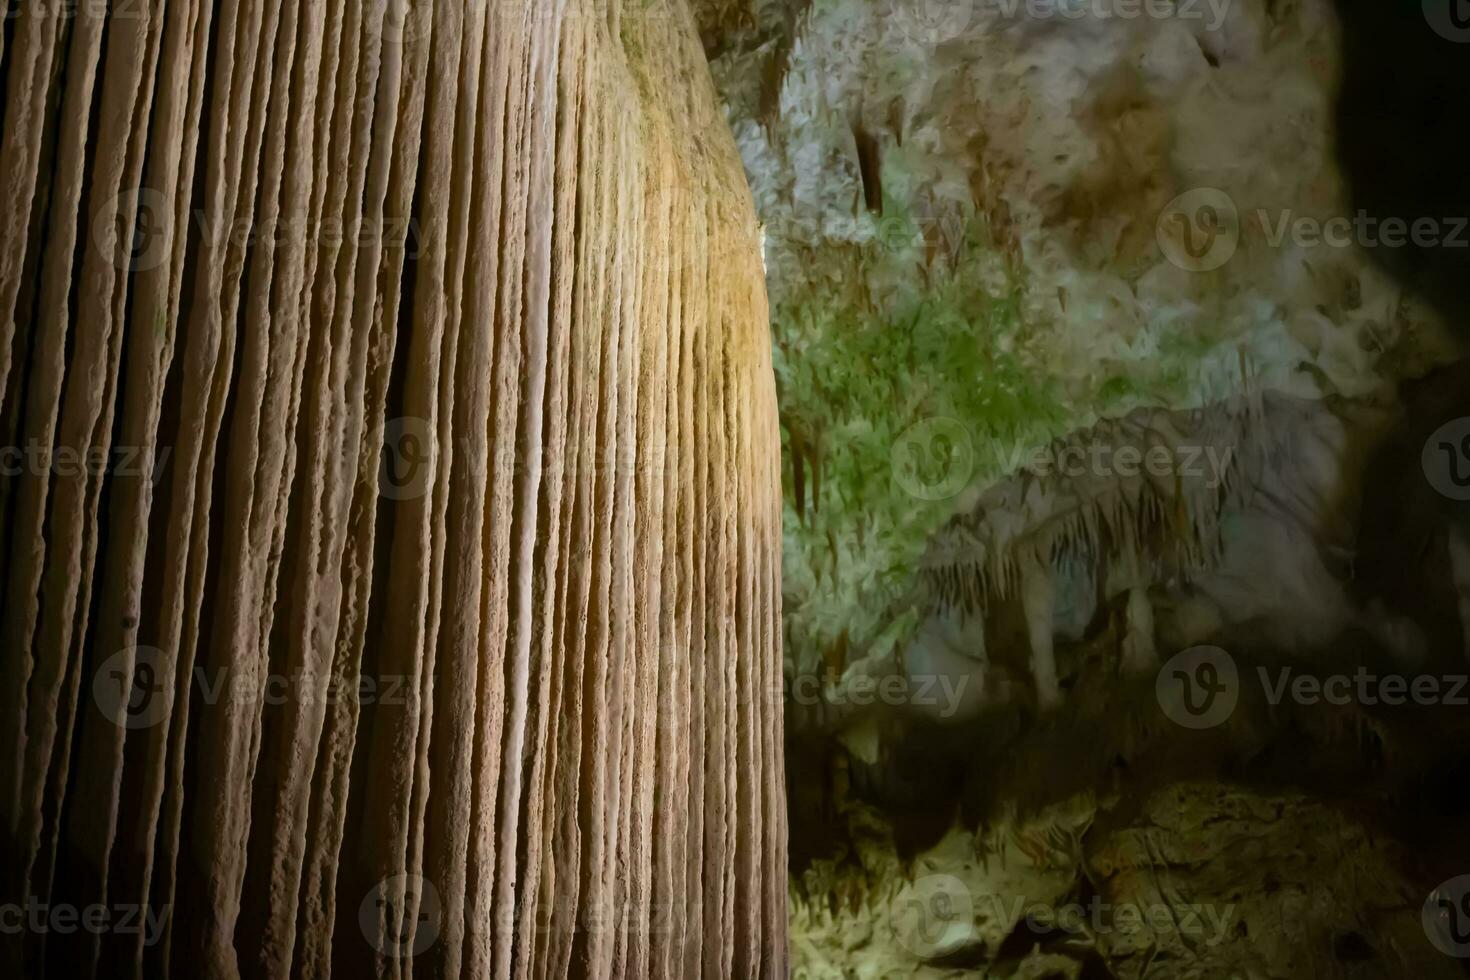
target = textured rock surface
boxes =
[788,780,1465,979]
[0,1,785,978]
[694,1,1470,976]
[777,388,1470,975]
[703,0,1457,676]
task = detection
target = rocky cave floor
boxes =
[785,634,1470,978]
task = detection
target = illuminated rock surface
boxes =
[0,2,785,977]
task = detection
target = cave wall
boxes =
[690,1,1470,977]
[0,1,786,977]
[702,0,1459,680]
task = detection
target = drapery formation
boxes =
[0,0,786,977]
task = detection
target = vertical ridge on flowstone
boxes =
[0,1,787,978]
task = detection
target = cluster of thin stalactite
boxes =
[0,1,786,977]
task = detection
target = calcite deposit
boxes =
[0,2,786,978]
[694,0,1470,976]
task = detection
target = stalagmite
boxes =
[1018,550,1059,711]
[0,1,786,978]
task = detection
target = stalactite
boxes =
[0,1,786,978]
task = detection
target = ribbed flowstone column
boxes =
[0,1,787,977]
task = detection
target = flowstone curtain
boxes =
[0,0,786,976]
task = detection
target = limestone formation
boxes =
[706,0,1459,684]
[788,782,1465,979]
[686,0,1470,976]
[0,1,786,978]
